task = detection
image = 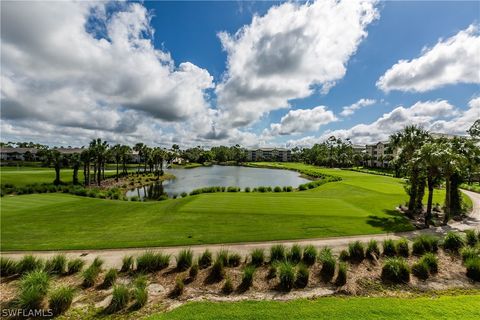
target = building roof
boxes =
[249,148,289,151]
[0,147,38,154]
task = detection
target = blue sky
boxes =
[1,0,479,147]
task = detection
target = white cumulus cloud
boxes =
[377,24,480,92]
[216,0,379,127]
[340,98,376,116]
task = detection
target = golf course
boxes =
[0,163,453,251]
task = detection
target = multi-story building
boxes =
[365,141,394,167]
[0,147,39,161]
[247,148,291,162]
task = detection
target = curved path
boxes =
[2,190,479,268]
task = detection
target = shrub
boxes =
[181,192,188,198]
[274,186,282,192]
[460,247,479,262]
[465,257,480,281]
[443,232,465,252]
[136,251,170,273]
[17,255,43,275]
[222,277,234,294]
[287,244,302,264]
[189,262,199,280]
[18,270,50,310]
[267,263,277,279]
[335,262,347,286]
[270,244,286,263]
[244,187,251,193]
[82,265,101,288]
[295,263,309,288]
[348,241,365,262]
[49,285,75,315]
[227,253,242,267]
[465,229,479,247]
[241,265,256,289]
[67,258,85,275]
[366,239,380,260]
[396,238,410,257]
[278,262,295,291]
[108,285,130,312]
[199,249,213,269]
[172,277,185,297]
[102,268,118,288]
[338,249,349,261]
[381,258,410,283]
[44,254,67,275]
[319,249,336,282]
[382,239,396,257]
[209,259,225,282]
[121,255,134,272]
[412,260,430,280]
[92,257,104,269]
[133,275,148,289]
[251,249,265,267]
[176,249,193,271]
[302,245,317,266]
[0,257,17,277]
[132,286,148,309]
[421,253,439,273]
[216,249,229,266]
[412,235,439,255]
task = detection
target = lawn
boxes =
[149,295,480,320]
[0,163,452,250]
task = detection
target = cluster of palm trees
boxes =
[389,125,480,226]
[39,139,179,186]
[294,137,361,167]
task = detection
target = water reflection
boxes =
[126,182,167,201]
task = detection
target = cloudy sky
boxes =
[1,0,479,148]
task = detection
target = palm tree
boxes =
[69,153,82,185]
[80,149,91,186]
[111,144,122,182]
[48,150,66,185]
[134,143,145,173]
[120,145,132,175]
[389,125,430,215]
[90,138,109,186]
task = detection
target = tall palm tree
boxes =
[111,144,122,182]
[90,138,109,186]
[389,125,430,215]
[134,143,145,173]
[80,149,91,186]
[120,145,132,175]
[69,153,82,185]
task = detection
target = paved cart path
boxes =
[2,190,479,268]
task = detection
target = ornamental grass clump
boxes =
[82,264,101,288]
[132,284,148,309]
[241,265,256,289]
[189,262,199,280]
[338,250,349,261]
[67,258,85,275]
[412,235,439,255]
[396,238,410,257]
[102,268,118,288]
[287,244,302,264]
[319,248,336,282]
[381,258,410,284]
[18,270,50,310]
[171,277,185,297]
[270,244,286,263]
[443,232,465,252]
[136,251,170,273]
[216,249,229,266]
[176,249,193,271]
[251,249,265,267]
[209,259,225,282]
[48,285,75,316]
[335,262,347,286]
[121,255,134,272]
[199,249,213,269]
[465,257,480,281]
[366,239,380,260]
[295,263,309,288]
[108,285,130,313]
[278,262,295,291]
[222,277,234,294]
[17,255,43,275]
[465,229,479,247]
[0,257,17,277]
[412,260,430,280]
[348,241,365,262]
[227,253,242,267]
[267,263,277,279]
[382,239,396,257]
[302,245,317,266]
[460,247,479,262]
[44,254,67,275]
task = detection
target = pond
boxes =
[125,165,310,200]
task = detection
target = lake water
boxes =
[126,165,310,200]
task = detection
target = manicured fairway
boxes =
[0,163,450,250]
[149,295,480,320]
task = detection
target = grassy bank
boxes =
[150,295,480,320]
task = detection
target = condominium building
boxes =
[247,148,291,162]
[365,141,394,167]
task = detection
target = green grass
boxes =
[0,162,466,251]
[149,295,480,320]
